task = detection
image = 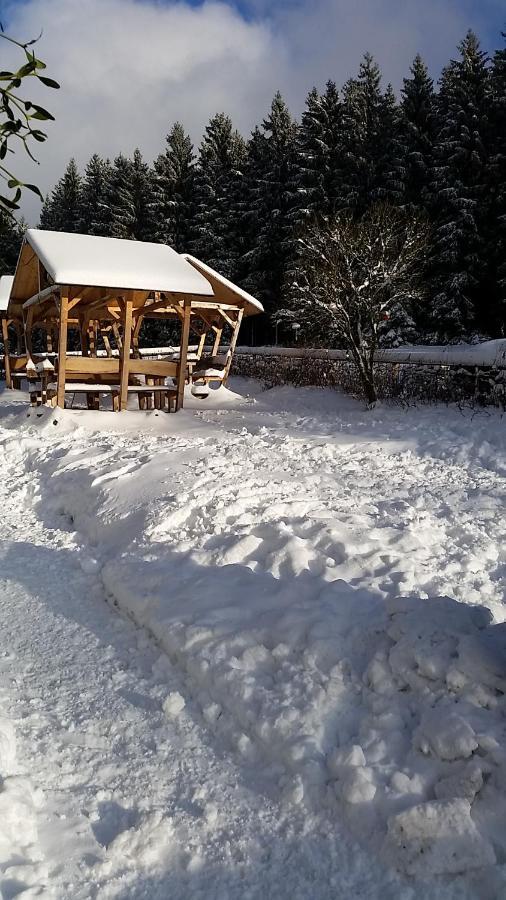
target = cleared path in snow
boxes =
[0,425,418,900]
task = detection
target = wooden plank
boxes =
[112,322,123,353]
[176,298,191,410]
[132,297,174,318]
[56,287,69,408]
[119,297,133,411]
[129,359,178,378]
[101,330,113,357]
[80,318,89,356]
[212,326,223,356]
[216,308,235,329]
[223,309,243,384]
[1,318,11,387]
[197,332,207,359]
[88,322,97,357]
[132,315,143,358]
[23,305,34,358]
[66,357,120,375]
[8,355,29,372]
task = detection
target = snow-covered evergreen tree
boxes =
[109,149,155,241]
[338,55,404,211]
[488,34,506,334]
[190,113,246,278]
[39,158,82,232]
[80,154,113,236]
[241,93,298,332]
[153,122,195,251]
[0,210,24,275]
[400,55,436,212]
[291,81,342,228]
[429,31,491,338]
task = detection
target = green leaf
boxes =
[38,75,60,89]
[16,60,37,77]
[25,182,43,198]
[30,105,55,121]
[0,195,21,211]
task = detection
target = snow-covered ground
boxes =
[0,379,505,898]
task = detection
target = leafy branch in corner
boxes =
[0,24,59,213]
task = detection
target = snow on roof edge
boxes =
[0,274,14,312]
[182,254,264,314]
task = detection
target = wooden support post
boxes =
[88,322,97,356]
[197,331,207,359]
[112,322,123,353]
[2,317,11,388]
[132,315,143,358]
[176,299,191,411]
[223,309,243,384]
[23,307,34,359]
[80,318,89,356]
[101,330,113,357]
[212,326,223,356]
[119,297,133,411]
[56,287,69,409]
[15,323,24,355]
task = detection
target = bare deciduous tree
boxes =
[289,204,429,404]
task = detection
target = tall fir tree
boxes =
[488,33,506,334]
[241,93,298,335]
[190,113,246,279]
[400,55,437,212]
[429,31,491,338]
[39,158,82,232]
[80,154,113,236]
[291,81,342,228]
[338,54,404,212]
[109,149,155,241]
[0,211,24,275]
[153,123,195,251]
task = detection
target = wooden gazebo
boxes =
[6,230,262,410]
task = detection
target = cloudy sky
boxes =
[1,0,505,223]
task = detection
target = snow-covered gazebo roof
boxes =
[10,229,213,307]
[0,275,13,313]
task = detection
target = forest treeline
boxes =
[1,30,505,346]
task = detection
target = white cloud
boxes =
[2,0,500,223]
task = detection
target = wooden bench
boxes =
[48,357,181,412]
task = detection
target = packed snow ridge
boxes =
[0,379,505,897]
